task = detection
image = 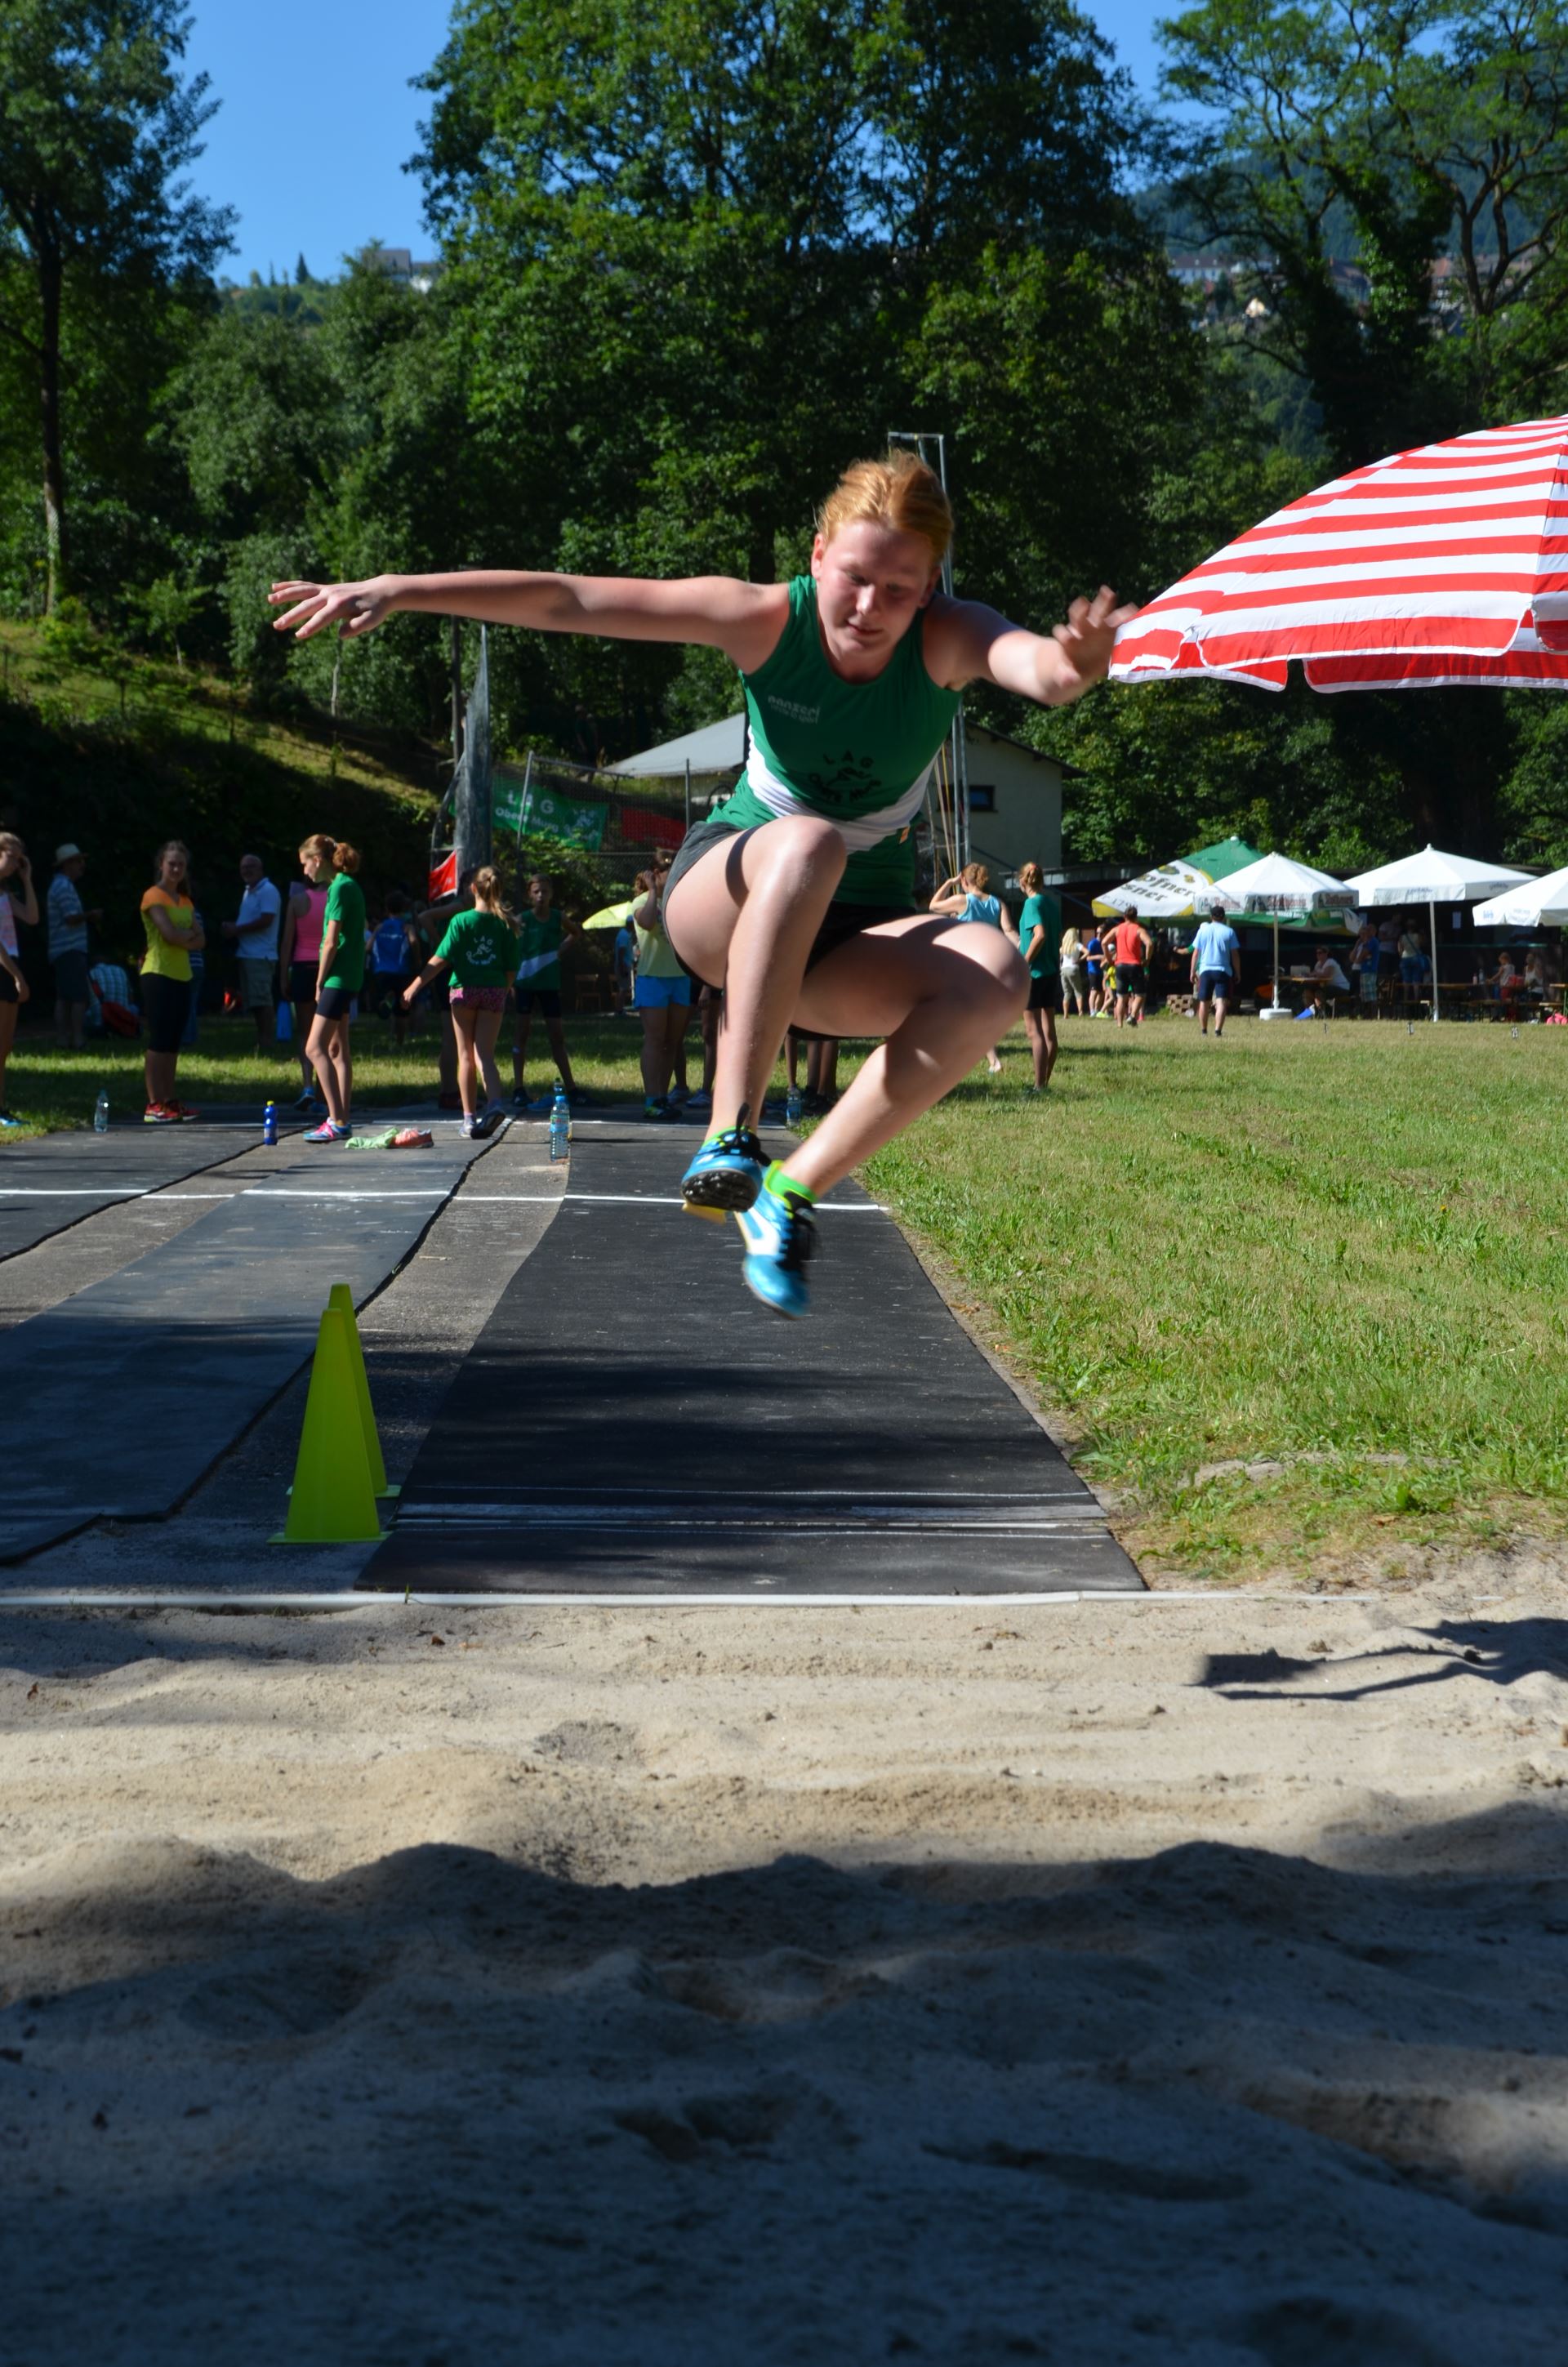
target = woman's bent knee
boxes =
[751,813,846,888]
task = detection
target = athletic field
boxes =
[9,1010,1559,1580]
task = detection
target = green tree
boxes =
[405,0,1171,756]
[1159,1,1568,462]
[0,2,232,609]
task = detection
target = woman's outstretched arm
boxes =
[270,570,787,672]
[928,585,1137,707]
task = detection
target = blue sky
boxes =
[183,3,1169,285]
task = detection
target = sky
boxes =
[183,3,1169,286]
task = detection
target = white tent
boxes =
[1472,863,1568,929]
[1344,845,1537,1022]
[1214,852,1356,1006]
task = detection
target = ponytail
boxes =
[470,864,514,921]
[332,841,360,876]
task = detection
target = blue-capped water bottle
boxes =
[93,1088,110,1134]
[549,1078,570,1163]
[262,1099,278,1147]
[785,1079,802,1128]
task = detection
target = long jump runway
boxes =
[2,1124,495,1564]
[364,1126,1142,1600]
[0,1109,306,1263]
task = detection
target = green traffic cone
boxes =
[274,1306,384,1543]
[327,1280,394,1497]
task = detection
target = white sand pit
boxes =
[2,1582,1567,2362]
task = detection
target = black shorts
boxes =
[315,987,355,1022]
[288,959,317,1005]
[141,971,190,1054]
[1027,974,1060,1013]
[0,966,17,1005]
[515,987,562,1019]
[53,948,90,1003]
[1115,965,1147,996]
[663,815,911,989]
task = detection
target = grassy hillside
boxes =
[0,619,440,975]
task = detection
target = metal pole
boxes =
[684,759,692,835]
[889,427,967,867]
[1429,895,1440,1021]
[449,615,463,764]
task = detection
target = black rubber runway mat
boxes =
[364,1127,1141,1598]
[0,1115,303,1263]
[1,1131,494,1565]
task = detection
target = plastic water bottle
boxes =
[262,1099,278,1147]
[93,1089,109,1134]
[786,1080,803,1128]
[549,1079,570,1163]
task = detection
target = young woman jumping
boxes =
[271,451,1129,1313]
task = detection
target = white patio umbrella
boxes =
[1213,851,1356,1006]
[1472,863,1568,927]
[1344,845,1536,1020]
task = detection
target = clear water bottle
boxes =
[785,1080,802,1127]
[262,1099,278,1146]
[549,1078,570,1162]
[93,1089,109,1134]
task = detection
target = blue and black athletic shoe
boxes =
[680,1111,766,1221]
[735,1182,817,1317]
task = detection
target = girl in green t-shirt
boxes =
[407,867,519,1137]
[304,839,364,1142]
[271,450,1131,1309]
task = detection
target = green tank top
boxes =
[710,574,960,905]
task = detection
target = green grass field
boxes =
[5,1006,1561,1581]
[867,1012,1568,1581]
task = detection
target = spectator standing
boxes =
[1058,925,1087,1017]
[1014,860,1062,1090]
[512,871,584,1110]
[1109,907,1152,1027]
[304,842,365,1143]
[632,863,691,1120]
[1348,918,1379,1013]
[1397,923,1425,1000]
[221,853,282,1049]
[1084,924,1104,1015]
[408,865,518,1135]
[0,832,38,1126]
[1189,902,1241,1037]
[929,863,1009,1072]
[278,840,332,1107]
[139,839,203,1122]
[370,892,419,1042]
[47,844,99,1050]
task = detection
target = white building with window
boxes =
[609,715,1067,885]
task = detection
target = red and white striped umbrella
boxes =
[1111,417,1568,691]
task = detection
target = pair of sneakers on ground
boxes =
[680,1111,816,1319]
[644,1088,711,1123]
[510,1086,592,1114]
[143,1100,198,1125]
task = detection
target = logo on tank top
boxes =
[800,750,881,809]
[766,695,822,724]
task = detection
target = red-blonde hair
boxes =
[817,449,954,569]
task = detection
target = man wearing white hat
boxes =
[47,844,100,1050]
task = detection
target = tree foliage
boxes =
[6,0,1568,876]
[0,1,232,607]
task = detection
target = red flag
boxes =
[427,853,457,903]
